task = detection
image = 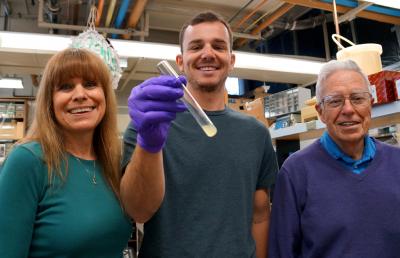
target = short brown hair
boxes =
[179,11,233,53]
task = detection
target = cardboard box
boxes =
[301,97,318,122]
[243,98,269,127]
[368,71,400,104]
[16,122,24,138]
[253,85,269,99]
[301,105,318,122]
[227,97,252,112]
[15,111,24,118]
[0,121,24,139]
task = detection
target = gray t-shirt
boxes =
[122,107,278,258]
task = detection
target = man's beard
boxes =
[189,78,224,93]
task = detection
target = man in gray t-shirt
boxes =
[120,11,278,258]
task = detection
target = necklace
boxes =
[74,156,97,185]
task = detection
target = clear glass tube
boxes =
[157,60,217,137]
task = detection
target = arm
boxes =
[252,189,271,258]
[119,76,186,223]
[268,168,302,258]
[0,145,43,257]
[120,146,165,223]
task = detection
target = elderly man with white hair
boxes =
[268,59,400,258]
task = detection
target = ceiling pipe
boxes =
[72,2,79,25]
[111,0,131,39]
[228,0,255,23]
[243,10,270,33]
[244,5,310,33]
[337,1,372,24]
[272,14,332,31]
[103,0,117,37]
[122,0,148,39]
[95,0,104,27]
[37,0,143,36]
[234,3,295,48]
[282,0,400,25]
[232,0,269,31]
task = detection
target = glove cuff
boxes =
[137,134,165,153]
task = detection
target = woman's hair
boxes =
[22,48,121,196]
[315,59,371,103]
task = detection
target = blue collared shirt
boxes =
[320,131,376,174]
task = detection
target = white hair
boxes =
[315,59,371,103]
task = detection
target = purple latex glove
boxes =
[128,75,187,153]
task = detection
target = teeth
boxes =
[199,66,216,71]
[340,122,356,126]
[70,107,93,114]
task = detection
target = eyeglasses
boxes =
[320,92,372,109]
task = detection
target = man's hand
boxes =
[128,75,187,153]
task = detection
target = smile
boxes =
[198,66,217,71]
[68,106,95,114]
[338,121,359,126]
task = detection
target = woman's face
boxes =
[52,77,106,136]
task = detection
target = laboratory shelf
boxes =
[371,101,400,118]
[270,101,400,140]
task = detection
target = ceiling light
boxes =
[0,78,24,89]
[0,31,324,81]
[361,0,400,9]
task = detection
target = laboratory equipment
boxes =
[156,60,217,137]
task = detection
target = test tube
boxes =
[157,60,217,137]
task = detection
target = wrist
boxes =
[137,134,165,153]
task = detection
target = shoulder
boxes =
[1,141,47,190]
[225,107,268,131]
[2,141,46,172]
[374,138,400,157]
[18,141,45,159]
[375,138,400,151]
[280,140,322,174]
[7,141,44,162]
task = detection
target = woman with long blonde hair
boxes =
[0,48,132,257]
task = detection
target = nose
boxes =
[340,98,355,114]
[72,84,87,101]
[201,44,216,60]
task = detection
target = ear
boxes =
[315,103,326,124]
[229,53,236,72]
[176,54,184,73]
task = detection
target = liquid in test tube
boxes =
[157,60,217,137]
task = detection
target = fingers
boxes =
[130,99,187,112]
[177,75,187,86]
[130,109,178,129]
[138,85,184,101]
[140,75,185,89]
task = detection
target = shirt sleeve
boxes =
[257,128,278,189]
[0,145,46,257]
[268,167,302,258]
[121,122,138,171]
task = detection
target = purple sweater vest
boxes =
[269,139,400,258]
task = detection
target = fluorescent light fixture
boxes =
[0,31,324,79]
[361,0,400,9]
[225,77,241,95]
[0,78,23,89]
[234,52,322,75]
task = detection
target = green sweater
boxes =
[0,142,132,258]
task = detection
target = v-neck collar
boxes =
[316,139,382,181]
